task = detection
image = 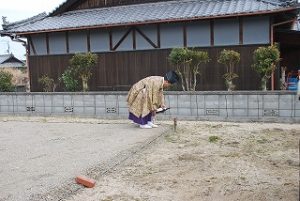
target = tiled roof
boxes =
[1,0,298,34]
[0,54,25,66]
[0,54,13,64]
[2,13,47,31]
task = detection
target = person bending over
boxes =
[127,71,179,129]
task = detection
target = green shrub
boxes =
[60,68,79,92]
[69,52,98,92]
[252,45,280,91]
[0,70,14,92]
[218,49,240,91]
[38,75,54,92]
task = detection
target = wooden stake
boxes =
[173,117,177,132]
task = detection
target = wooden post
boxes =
[173,117,177,132]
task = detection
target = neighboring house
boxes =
[0,53,28,91]
[0,0,299,91]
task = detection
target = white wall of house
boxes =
[29,16,270,55]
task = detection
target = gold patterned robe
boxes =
[127,76,164,118]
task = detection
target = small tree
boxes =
[0,70,14,92]
[252,45,280,91]
[69,52,98,92]
[218,49,240,91]
[38,75,54,92]
[169,48,209,91]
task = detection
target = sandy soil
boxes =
[66,121,300,201]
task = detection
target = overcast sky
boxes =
[0,0,65,60]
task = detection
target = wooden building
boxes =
[1,0,299,91]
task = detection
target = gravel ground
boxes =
[65,121,300,201]
[0,117,168,201]
[0,117,299,201]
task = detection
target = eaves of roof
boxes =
[1,0,299,36]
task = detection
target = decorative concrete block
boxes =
[263,109,279,117]
[205,108,220,116]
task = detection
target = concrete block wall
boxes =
[0,91,299,123]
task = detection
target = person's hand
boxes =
[161,104,166,109]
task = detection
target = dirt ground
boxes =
[66,121,300,201]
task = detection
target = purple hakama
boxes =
[129,112,152,125]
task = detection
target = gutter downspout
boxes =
[270,18,296,90]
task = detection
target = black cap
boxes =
[164,70,179,84]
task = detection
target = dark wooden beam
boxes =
[135,27,158,48]
[239,17,243,45]
[132,27,136,50]
[109,30,113,51]
[87,29,91,51]
[28,35,36,55]
[66,31,69,53]
[46,33,50,54]
[112,28,132,51]
[183,23,187,47]
[157,24,161,48]
[210,20,214,46]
